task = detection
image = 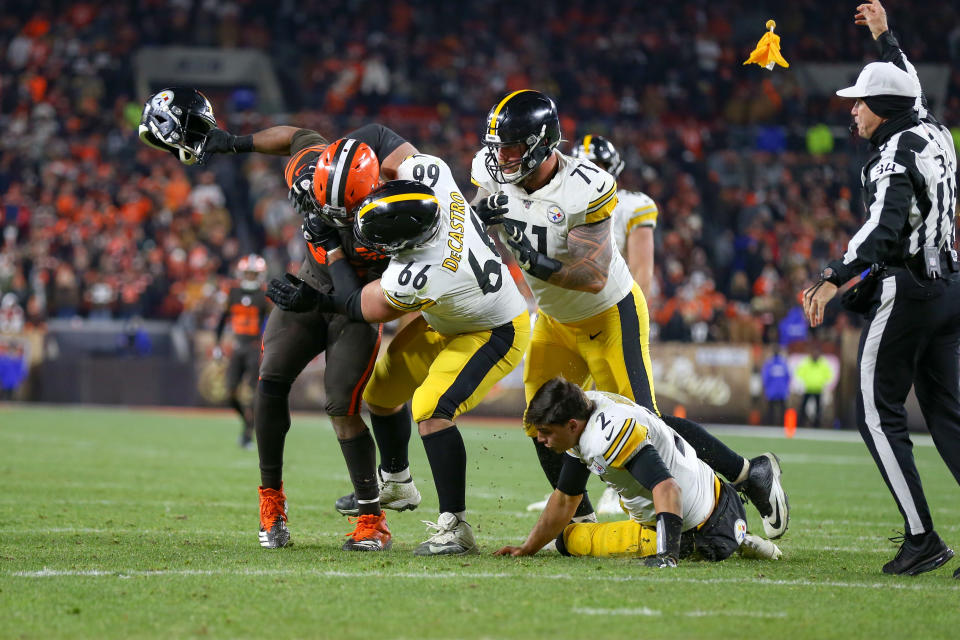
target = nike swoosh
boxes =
[428,544,458,554]
[596,183,606,193]
[589,331,602,340]
[768,497,782,530]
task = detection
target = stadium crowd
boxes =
[1,0,958,345]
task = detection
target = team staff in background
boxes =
[472,90,789,539]
[199,120,426,551]
[803,0,959,577]
[269,172,531,556]
[494,377,782,564]
[213,253,270,449]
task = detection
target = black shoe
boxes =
[882,532,954,575]
[335,492,360,517]
[954,565,959,579]
[735,453,789,539]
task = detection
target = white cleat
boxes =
[412,512,479,556]
[740,533,782,560]
[526,494,551,512]
[596,486,624,515]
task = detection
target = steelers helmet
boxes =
[138,87,217,165]
[572,135,625,178]
[483,90,561,185]
[353,180,441,254]
[311,138,381,228]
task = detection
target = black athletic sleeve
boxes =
[556,454,591,496]
[327,258,366,322]
[876,31,929,112]
[290,129,329,155]
[625,446,674,491]
[344,124,407,160]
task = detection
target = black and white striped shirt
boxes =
[826,32,957,284]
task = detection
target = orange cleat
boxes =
[342,513,392,551]
[258,485,290,548]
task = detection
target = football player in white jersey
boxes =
[472,91,789,539]
[494,377,782,564]
[571,135,657,297]
[269,165,531,556]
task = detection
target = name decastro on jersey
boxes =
[378,153,527,335]
[471,149,634,323]
[569,390,717,529]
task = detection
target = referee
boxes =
[803,0,959,577]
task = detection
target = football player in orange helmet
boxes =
[203,121,421,552]
[213,254,270,448]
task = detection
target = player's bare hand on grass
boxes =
[493,545,534,557]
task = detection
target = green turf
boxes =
[1,405,959,639]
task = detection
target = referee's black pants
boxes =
[857,269,960,538]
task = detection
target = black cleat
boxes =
[736,453,789,539]
[954,565,959,579]
[882,532,954,576]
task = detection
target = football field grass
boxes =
[2,404,959,639]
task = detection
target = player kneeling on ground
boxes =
[494,377,781,565]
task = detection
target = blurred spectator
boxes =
[794,342,835,428]
[0,342,27,400]
[761,345,791,426]
[0,0,954,346]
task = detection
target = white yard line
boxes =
[573,607,787,618]
[9,568,959,592]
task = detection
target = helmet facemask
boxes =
[484,125,553,185]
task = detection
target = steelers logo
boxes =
[734,518,748,544]
[547,206,565,224]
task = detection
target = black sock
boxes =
[228,394,245,420]
[255,379,292,490]
[422,426,466,514]
[532,438,593,517]
[662,415,745,482]
[371,406,412,473]
[338,430,380,516]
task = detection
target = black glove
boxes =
[302,211,341,251]
[288,167,318,218]
[474,192,509,226]
[642,552,678,568]
[204,128,254,154]
[266,273,321,313]
[504,222,562,281]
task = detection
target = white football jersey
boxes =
[377,153,528,335]
[471,149,634,323]
[568,390,717,529]
[612,190,658,256]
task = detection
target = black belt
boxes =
[894,249,958,279]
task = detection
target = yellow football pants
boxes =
[363,312,530,423]
[523,283,657,435]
